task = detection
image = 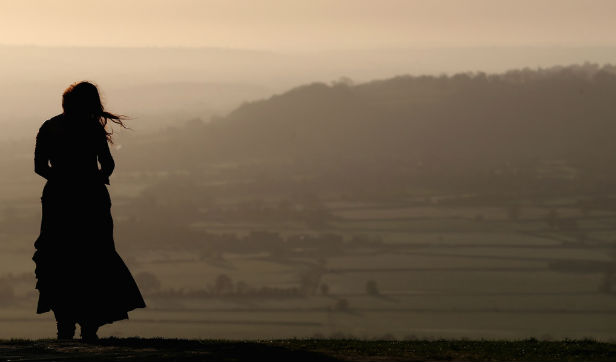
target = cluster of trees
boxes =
[118,192,383,255]
[138,270,389,301]
[198,231,373,258]
[147,273,305,298]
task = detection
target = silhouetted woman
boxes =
[33,81,145,341]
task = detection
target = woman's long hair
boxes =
[62,81,127,143]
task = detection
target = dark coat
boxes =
[33,114,145,326]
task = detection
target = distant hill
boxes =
[122,64,616,199]
[217,63,616,164]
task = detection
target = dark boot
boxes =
[80,324,99,342]
[56,320,76,340]
[53,309,75,340]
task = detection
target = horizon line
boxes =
[2,43,616,53]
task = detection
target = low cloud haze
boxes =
[1,44,616,140]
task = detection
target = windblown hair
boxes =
[62,81,127,143]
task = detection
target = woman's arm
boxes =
[34,124,53,180]
[98,135,115,185]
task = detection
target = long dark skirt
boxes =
[33,180,145,327]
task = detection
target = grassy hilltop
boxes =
[1,338,615,362]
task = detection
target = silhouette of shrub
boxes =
[0,281,15,305]
[334,298,349,311]
[320,283,330,296]
[212,274,234,295]
[366,280,380,296]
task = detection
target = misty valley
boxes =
[0,64,615,340]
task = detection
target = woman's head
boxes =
[62,81,126,142]
[62,81,103,117]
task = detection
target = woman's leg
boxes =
[53,308,75,340]
[79,321,99,342]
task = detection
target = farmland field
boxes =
[1,194,615,341]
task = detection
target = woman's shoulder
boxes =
[38,114,106,140]
[38,114,65,133]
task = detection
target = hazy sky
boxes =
[1,0,615,50]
